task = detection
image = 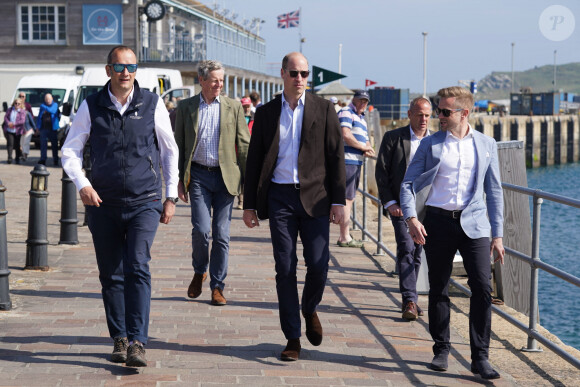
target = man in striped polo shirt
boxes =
[337,90,375,247]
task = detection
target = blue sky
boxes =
[205,0,580,94]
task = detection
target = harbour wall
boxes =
[379,115,580,168]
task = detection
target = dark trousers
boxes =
[5,132,22,162]
[391,215,423,305]
[87,200,162,345]
[268,183,330,340]
[423,211,492,361]
[40,128,58,164]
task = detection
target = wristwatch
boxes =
[165,197,178,204]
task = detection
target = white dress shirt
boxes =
[425,126,477,211]
[61,85,179,198]
[271,91,305,184]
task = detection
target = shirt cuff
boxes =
[384,200,397,209]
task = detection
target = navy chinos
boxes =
[87,200,162,345]
[268,183,330,340]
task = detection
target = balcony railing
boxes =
[140,33,205,63]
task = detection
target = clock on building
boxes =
[144,0,166,22]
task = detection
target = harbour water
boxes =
[526,162,580,351]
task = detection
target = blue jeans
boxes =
[40,128,59,163]
[188,168,235,290]
[87,200,162,345]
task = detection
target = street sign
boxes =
[312,66,346,88]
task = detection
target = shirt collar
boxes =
[107,85,134,106]
[281,91,305,108]
[348,102,365,117]
[200,93,220,106]
[446,124,474,141]
[409,126,429,140]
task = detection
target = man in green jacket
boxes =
[174,60,250,306]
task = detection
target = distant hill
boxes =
[476,62,580,100]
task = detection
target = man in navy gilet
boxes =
[62,46,179,367]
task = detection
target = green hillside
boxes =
[477,62,580,100]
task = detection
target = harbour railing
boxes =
[353,156,580,369]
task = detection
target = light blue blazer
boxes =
[399,129,504,239]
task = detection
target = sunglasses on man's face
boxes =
[109,64,138,73]
[287,70,310,78]
[435,107,463,117]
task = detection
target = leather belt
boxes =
[192,162,220,172]
[273,182,300,189]
[426,206,462,219]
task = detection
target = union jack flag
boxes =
[277,10,300,29]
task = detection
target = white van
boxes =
[10,74,81,148]
[12,74,81,118]
[73,67,183,115]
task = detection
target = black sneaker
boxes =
[110,337,128,363]
[126,341,147,367]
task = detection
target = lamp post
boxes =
[553,50,557,92]
[422,32,428,97]
[511,42,515,93]
[25,164,50,271]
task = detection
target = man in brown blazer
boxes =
[243,52,346,361]
[375,97,432,321]
[174,60,250,306]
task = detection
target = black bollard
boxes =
[82,142,91,227]
[25,164,50,271]
[59,170,78,244]
[0,179,12,310]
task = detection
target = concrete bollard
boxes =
[0,179,12,310]
[59,170,78,244]
[25,164,50,271]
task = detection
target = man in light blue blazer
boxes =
[400,86,505,380]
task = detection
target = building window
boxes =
[19,5,66,44]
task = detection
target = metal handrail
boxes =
[353,156,580,369]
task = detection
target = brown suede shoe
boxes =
[402,301,418,321]
[211,287,227,306]
[281,338,301,361]
[187,272,207,298]
[302,311,323,346]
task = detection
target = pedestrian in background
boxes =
[2,98,26,164]
[336,90,375,247]
[375,96,433,320]
[36,93,60,166]
[400,86,504,379]
[174,60,250,306]
[20,105,37,162]
[243,52,346,361]
[62,45,179,367]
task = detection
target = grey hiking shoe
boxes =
[126,341,147,367]
[110,337,128,363]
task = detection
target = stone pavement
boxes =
[0,147,566,386]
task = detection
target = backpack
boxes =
[42,110,53,130]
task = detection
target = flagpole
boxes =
[299,7,303,53]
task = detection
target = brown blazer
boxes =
[174,93,250,196]
[243,92,346,219]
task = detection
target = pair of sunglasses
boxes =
[108,64,138,73]
[435,107,463,117]
[287,70,310,78]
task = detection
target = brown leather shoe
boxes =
[211,287,227,306]
[402,301,418,320]
[187,272,207,298]
[281,338,301,361]
[302,311,323,346]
